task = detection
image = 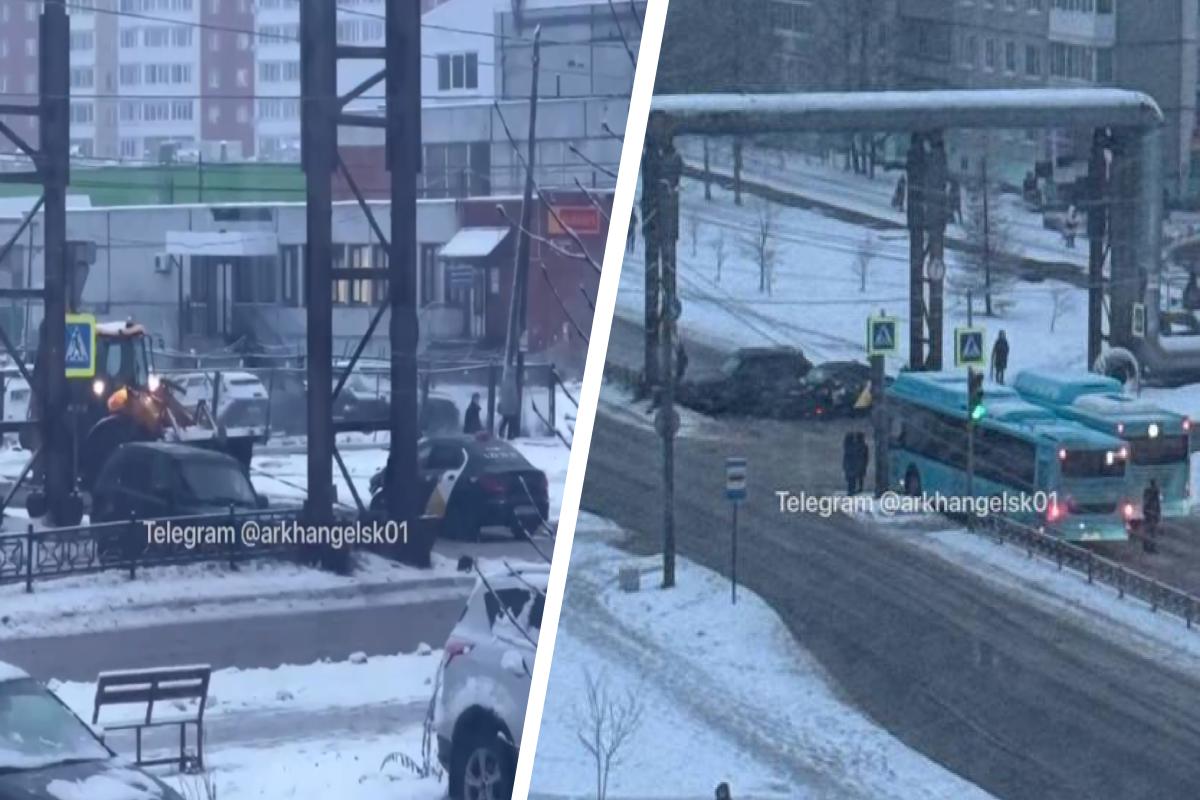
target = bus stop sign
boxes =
[65,313,97,378]
[725,457,747,502]
[867,315,898,356]
[955,326,986,367]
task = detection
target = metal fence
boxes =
[978,515,1200,630]
[0,506,304,592]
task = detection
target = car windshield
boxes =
[0,678,109,772]
[180,461,257,506]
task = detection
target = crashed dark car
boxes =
[0,662,185,800]
[369,434,549,540]
[678,346,812,417]
[781,360,877,419]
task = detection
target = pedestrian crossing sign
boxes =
[64,313,97,378]
[867,315,899,356]
[955,326,986,367]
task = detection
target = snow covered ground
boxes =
[47,651,445,800]
[529,515,995,800]
[619,178,1089,374]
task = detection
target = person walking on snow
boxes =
[854,432,870,495]
[1143,478,1162,553]
[463,392,483,434]
[892,174,907,211]
[842,433,857,495]
[990,330,1010,385]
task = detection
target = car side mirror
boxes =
[256,495,269,509]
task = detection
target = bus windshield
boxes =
[1061,450,1126,479]
[1129,435,1188,466]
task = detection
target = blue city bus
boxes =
[887,372,1134,542]
[1013,370,1192,519]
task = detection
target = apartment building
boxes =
[894,0,1198,196]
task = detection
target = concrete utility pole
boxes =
[905,133,926,370]
[924,131,948,371]
[641,135,661,395]
[646,114,683,589]
[1087,128,1110,369]
[501,28,542,439]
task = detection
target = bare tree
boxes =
[712,229,727,284]
[952,176,1015,315]
[743,202,778,295]
[575,670,645,800]
[855,230,877,292]
[1049,285,1076,333]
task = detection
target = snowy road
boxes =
[576,400,1200,800]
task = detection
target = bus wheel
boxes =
[903,466,922,497]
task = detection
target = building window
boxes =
[236,68,249,87]
[1004,41,1016,72]
[963,35,977,67]
[208,105,221,123]
[236,105,249,124]
[171,100,193,120]
[70,68,95,89]
[1025,44,1042,76]
[70,31,95,51]
[25,38,37,57]
[281,246,302,307]
[984,38,996,70]
[172,27,193,47]
[209,69,220,89]
[120,28,138,48]
[436,52,480,90]
[144,27,170,47]
[70,102,94,124]
[120,138,138,158]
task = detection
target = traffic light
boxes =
[968,368,985,421]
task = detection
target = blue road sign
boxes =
[867,315,899,356]
[65,313,97,378]
[955,326,986,367]
[725,456,747,502]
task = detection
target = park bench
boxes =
[91,664,212,772]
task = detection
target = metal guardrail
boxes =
[0,506,304,592]
[978,515,1200,630]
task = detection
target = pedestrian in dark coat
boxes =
[628,208,638,252]
[1063,206,1080,249]
[950,178,963,224]
[892,174,907,211]
[842,433,857,494]
[855,432,870,495]
[991,330,1010,385]
[1143,478,1162,553]
[463,392,483,434]
[675,341,689,384]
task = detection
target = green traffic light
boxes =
[971,404,987,421]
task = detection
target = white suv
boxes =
[436,564,548,800]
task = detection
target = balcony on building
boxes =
[1048,0,1115,45]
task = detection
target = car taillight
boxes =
[479,475,507,495]
[1046,499,1065,523]
[1122,501,1135,521]
[444,638,474,667]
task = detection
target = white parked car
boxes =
[3,376,31,423]
[170,371,269,427]
[435,564,547,800]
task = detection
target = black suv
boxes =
[679,346,812,416]
[91,442,267,523]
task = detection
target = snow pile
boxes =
[530,514,994,800]
[0,552,468,640]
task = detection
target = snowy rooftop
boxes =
[652,89,1163,134]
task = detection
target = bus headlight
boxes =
[1149,423,1160,439]
[148,373,161,392]
[92,379,105,397]
[1122,502,1135,521]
